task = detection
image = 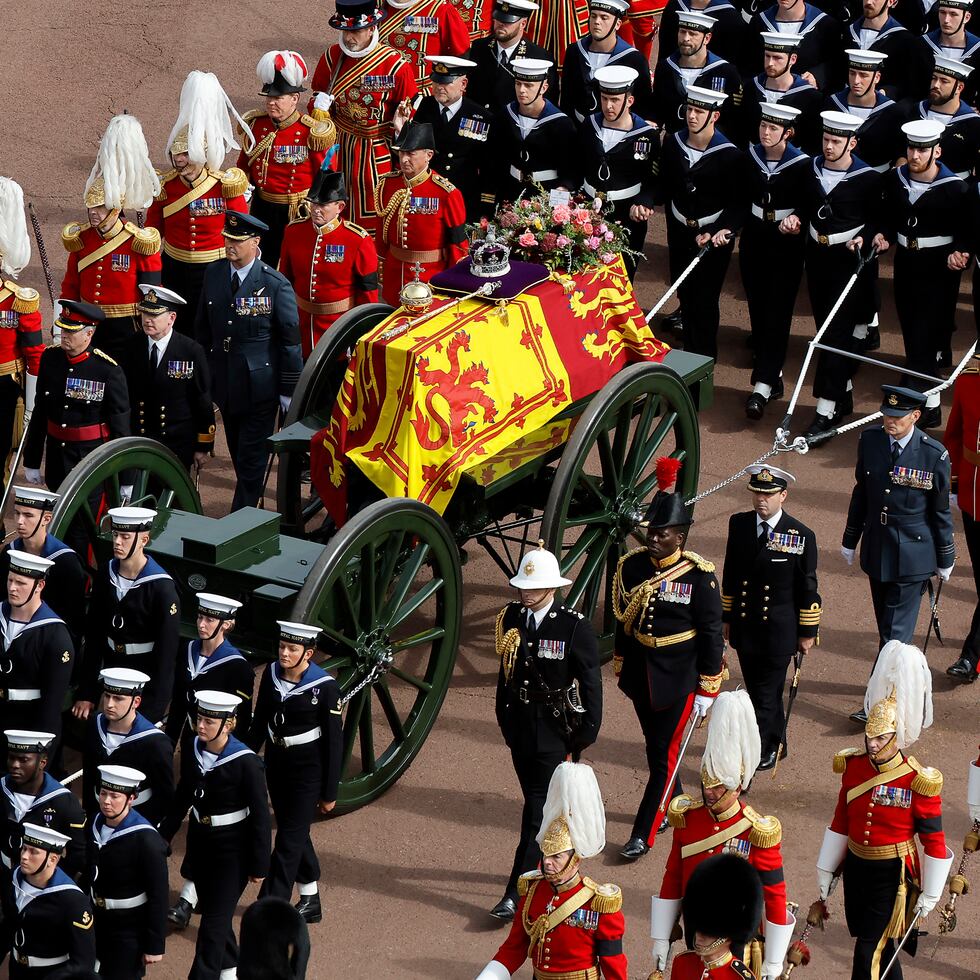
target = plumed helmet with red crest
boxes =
[257,51,308,97]
[638,457,692,529]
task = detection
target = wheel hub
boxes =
[612,489,644,540]
[357,627,394,676]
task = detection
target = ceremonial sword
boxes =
[879,911,921,980]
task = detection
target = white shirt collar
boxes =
[147,329,173,359]
[497,38,521,57]
[440,97,464,121]
[890,429,914,451]
[232,258,257,283]
[527,598,554,627]
[756,510,783,530]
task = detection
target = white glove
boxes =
[244,184,254,204]
[816,828,848,899]
[314,92,335,113]
[25,467,42,485]
[762,912,796,980]
[279,394,292,415]
[840,546,855,565]
[652,939,671,972]
[817,869,834,901]
[692,694,713,719]
[650,896,681,969]
[120,485,133,504]
[52,302,62,343]
[475,962,511,980]
[23,373,37,421]
[968,761,980,823]
[914,847,955,917]
[936,566,953,582]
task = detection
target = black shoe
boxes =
[771,378,785,400]
[757,750,778,771]
[295,893,322,924]
[167,897,193,931]
[620,836,651,860]
[946,657,978,682]
[489,895,518,921]
[860,326,880,352]
[803,412,837,441]
[920,406,942,429]
[745,392,767,420]
[849,707,868,724]
[662,310,684,335]
[836,391,853,419]
[656,816,670,835]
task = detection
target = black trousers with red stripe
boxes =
[628,689,694,844]
[959,509,980,672]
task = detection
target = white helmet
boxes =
[509,542,572,589]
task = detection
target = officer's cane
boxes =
[655,711,699,819]
[922,578,944,655]
[645,244,712,324]
[771,650,804,779]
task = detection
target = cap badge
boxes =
[888,393,898,406]
[145,289,158,305]
[228,214,239,227]
[524,560,535,576]
[759,469,773,482]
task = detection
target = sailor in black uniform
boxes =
[745,0,841,90]
[658,0,748,70]
[925,0,980,105]
[248,621,342,924]
[74,507,179,724]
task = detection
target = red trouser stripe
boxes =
[647,691,694,845]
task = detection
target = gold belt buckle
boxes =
[818,234,829,246]
[95,896,106,908]
[201,814,212,826]
[765,209,775,222]
[686,217,698,229]
[16,953,27,966]
[908,238,919,251]
[115,643,125,653]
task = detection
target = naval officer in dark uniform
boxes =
[119,284,215,471]
[196,210,302,511]
[490,544,602,922]
[721,466,821,769]
[842,385,955,719]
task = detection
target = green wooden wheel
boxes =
[276,303,394,534]
[289,497,462,812]
[540,363,700,654]
[48,437,202,573]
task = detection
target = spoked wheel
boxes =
[541,363,700,654]
[289,497,462,813]
[276,303,394,535]
[48,438,202,575]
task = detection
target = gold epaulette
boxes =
[126,223,161,255]
[517,870,543,896]
[303,113,337,151]
[908,757,943,797]
[62,222,84,253]
[833,747,864,774]
[612,547,646,627]
[345,220,370,238]
[432,172,458,193]
[682,550,715,573]
[154,168,177,200]
[310,104,332,123]
[667,793,702,829]
[743,805,782,849]
[799,602,821,626]
[6,282,39,314]
[582,877,622,914]
[963,358,980,374]
[219,167,249,199]
[92,348,118,365]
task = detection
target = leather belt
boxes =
[163,241,226,264]
[93,892,148,910]
[108,638,155,656]
[583,180,642,203]
[634,627,698,650]
[47,420,110,443]
[257,188,309,206]
[751,204,794,222]
[269,726,321,748]
[388,245,443,264]
[0,358,24,378]
[516,686,566,705]
[192,806,249,827]
[297,296,352,316]
[848,838,916,861]
[671,203,723,229]
[509,165,559,182]
[97,303,138,318]
[896,233,953,250]
[14,952,69,968]
[0,688,41,701]
[809,224,863,246]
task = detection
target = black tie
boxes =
[891,441,901,466]
[231,270,240,294]
[441,106,450,124]
[758,522,768,549]
[148,344,158,373]
[499,48,509,66]
[526,611,538,641]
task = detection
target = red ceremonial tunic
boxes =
[60,220,162,319]
[278,215,379,358]
[449,0,492,42]
[378,0,471,89]
[311,44,418,236]
[525,1,591,66]
[830,750,946,882]
[145,168,249,264]
[944,360,980,519]
[669,950,755,980]
[660,795,789,926]
[0,281,44,378]
[492,872,628,979]
[374,168,467,306]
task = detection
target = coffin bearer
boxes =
[120,285,215,471]
[721,466,820,769]
[490,544,602,921]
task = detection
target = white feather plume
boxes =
[0,178,31,277]
[535,762,606,859]
[85,114,161,210]
[864,641,932,748]
[256,50,308,89]
[702,690,761,790]
[166,70,254,166]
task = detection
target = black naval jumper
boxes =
[79,556,180,723]
[746,5,842,89]
[494,600,602,897]
[84,809,169,980]
[740,76,824,153]
[560,36,654,126]
[651,52,744,136]
[904,100,980,180]
[159,734,270,980]
[841,17,932,103]
[0,867,96,976]
[81,712,175,828]
[657,0,749,69]
[721,509,821,756]
[467,35,560,118]
[248,660,343,900]
[739,141,816,389]
[824,90,904,174]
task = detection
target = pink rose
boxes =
[598,224,608,234]
[604,231,615,242]
[601,252,616,264]
[552,204,572,224]
[518,230,537,247]
[582,222,594,236]
[573,208,591,224]
[556,234,571,247]
[541,232,558,251]
[587,236,601,249]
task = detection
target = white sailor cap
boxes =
[21,823,71,854]
[277,620,322,645]
[677,9,716,30]
[902,119,946,147]
[933,54,974,79]
[107,507,156,532]
[425,55,477,80]
[821,109,863,135]
[99,667,151,693]
[136,284,187,314]
[98,764,146,793]
[760,30,803,51]
[4,730,56,753]
[195,690,242,718]
[938,0,972,9]
[7,551,54,580]
[845,48,888,69]
[492,0,539,20]
[759,102,803,125]
[594,65,639,92]
[589,0,631,15]
[510,57,553,81]
[746,465,796,492]
[12,486,59,511]
[196,593,243,619]
[685,84,728,109]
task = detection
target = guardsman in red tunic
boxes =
[651,691,795,980]
[237,51,336,268]
[61,114,163,365]
[145,70,250,337]
[311,0,419,237]
[816,642,953,980]
[476,762,628,980]
[374,122,467,306]
[0,178,44,482]
[278,169,378,358]
[667,854,765,980]
[378,0,471,90]
[943,352,980,682]
[525,0,591,65]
